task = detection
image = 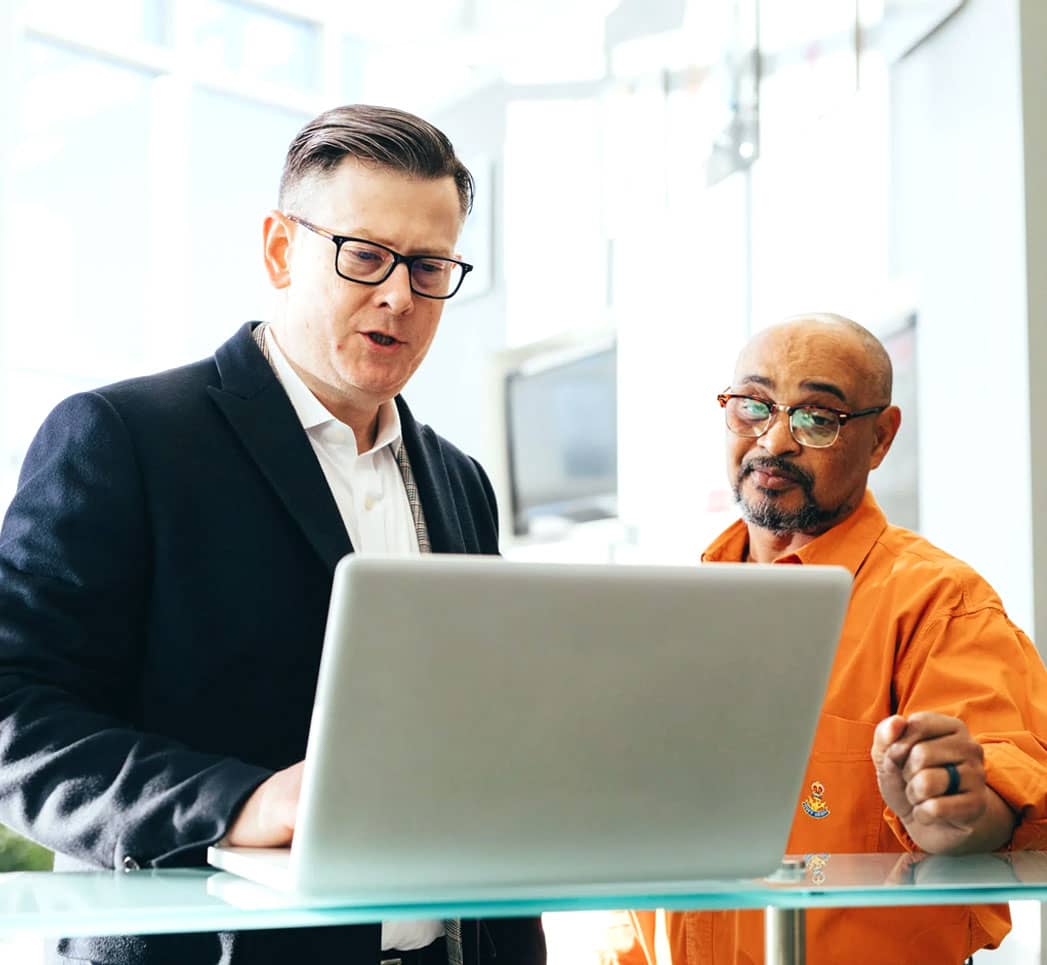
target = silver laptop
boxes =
[208,554,851,900]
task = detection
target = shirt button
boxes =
[121,855,141,872]
[363,493,380,511]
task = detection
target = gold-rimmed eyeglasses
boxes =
[717,391,887,449]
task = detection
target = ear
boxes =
[869,406,902,471]
[263,211,293,289]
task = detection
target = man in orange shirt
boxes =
[607,313,1047,964]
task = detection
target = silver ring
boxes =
[943,761,961,796]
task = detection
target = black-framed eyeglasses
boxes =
[286,214,473,300]
[717,391,887,449]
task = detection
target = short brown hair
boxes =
[278,104,474,217]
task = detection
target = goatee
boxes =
[733,456,844,536]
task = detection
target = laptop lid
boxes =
[216,555,850,899]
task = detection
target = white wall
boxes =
[0,1,17,405]
[890,0,1035,633]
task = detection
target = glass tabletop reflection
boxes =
[1,852,1046,938]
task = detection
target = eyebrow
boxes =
[736,375,849,405]
[799,379,849,404]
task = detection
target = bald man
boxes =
[607,315,1047,964]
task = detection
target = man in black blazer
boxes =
[0,105,546,965]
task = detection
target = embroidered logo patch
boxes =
[801,780,830,819]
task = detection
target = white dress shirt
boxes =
[266,328,442,952]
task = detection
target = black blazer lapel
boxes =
[208,324,352,572]
[396,395,468,554]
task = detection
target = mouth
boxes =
[748,470,799,491]
[741,459,810,493]
[364,331,402,348]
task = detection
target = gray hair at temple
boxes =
[278,104,474,218]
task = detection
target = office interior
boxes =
[0,0,1045,962]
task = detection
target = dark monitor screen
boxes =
[505,343,617,536]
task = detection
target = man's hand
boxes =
[871,712,1017,854]
[224,761,304,848]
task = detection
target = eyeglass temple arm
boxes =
[837,405,888,424]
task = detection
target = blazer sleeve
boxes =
[0,391,270,869]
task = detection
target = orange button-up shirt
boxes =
[609,491,1047,965]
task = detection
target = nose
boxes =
[375,262,415,314]
[757,406,802,457]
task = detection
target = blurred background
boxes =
[1,0,1046,961]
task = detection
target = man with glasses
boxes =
[608,313,1047,964]
[0,105,544,965]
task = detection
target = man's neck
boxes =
[746,528,817,563]
[319,395,380,452]
[298,375,382,453]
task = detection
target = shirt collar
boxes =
[264,326,403,456]
[702,490,888,577]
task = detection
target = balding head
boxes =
[738,313,893,406]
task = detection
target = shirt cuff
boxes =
[984,741,1047,851]
[882,807,922,852]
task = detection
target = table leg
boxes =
[765,906,805,965]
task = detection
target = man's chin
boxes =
[738,494,841,537]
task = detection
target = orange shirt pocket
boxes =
[786,713,885,855]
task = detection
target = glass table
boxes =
[2,852,1046,965]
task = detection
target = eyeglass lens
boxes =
[337,240,463,297]
[724,397,840,448]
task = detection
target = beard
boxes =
[732,455,844,536]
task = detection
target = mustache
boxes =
[739,455,815,490]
